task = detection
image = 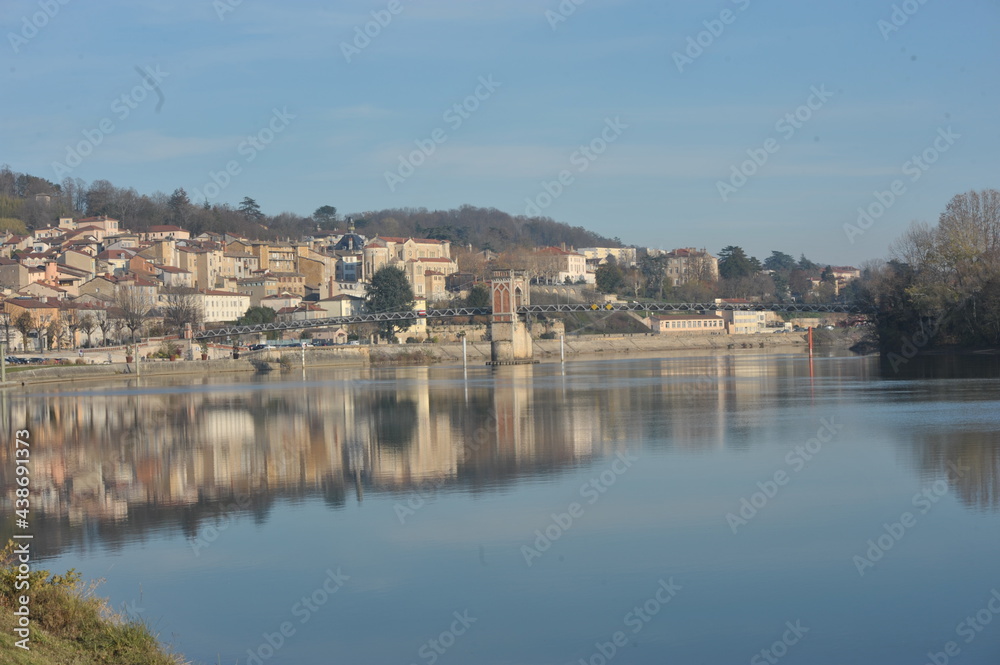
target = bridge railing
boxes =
[194,302,858,339]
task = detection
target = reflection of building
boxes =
[4,357,938,563]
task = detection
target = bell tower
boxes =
[489,270,533,363]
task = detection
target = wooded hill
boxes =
[0,165,620,250]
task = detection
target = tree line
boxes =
[593,247,848,304]
[851,189,1000,352]
[0,165,620,251]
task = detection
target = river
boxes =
[3,351,1000,664]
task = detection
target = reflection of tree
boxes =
[916,431,1000,511]
[371,393,417,451]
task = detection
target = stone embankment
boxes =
[4,331,826,387]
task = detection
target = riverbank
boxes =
[2,330,865,388]
[0,546,186,664]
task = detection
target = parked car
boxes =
[248,343,274,351]
[5,356,27,364]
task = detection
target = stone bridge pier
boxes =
[489,269,534,364]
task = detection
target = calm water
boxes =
[3,352,1000,664]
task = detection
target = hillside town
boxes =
[0,213,862,354]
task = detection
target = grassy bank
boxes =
[0,542,185,665]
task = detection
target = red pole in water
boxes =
[808,326,813,354]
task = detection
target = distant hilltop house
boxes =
[578,247,638,268]
[534,245,593,284]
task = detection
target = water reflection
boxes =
[1,353,997,561]
[915,430,1000,511]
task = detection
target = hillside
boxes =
[0,165,621,252]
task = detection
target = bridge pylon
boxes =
[489,269,534,364]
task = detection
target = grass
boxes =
[0,541,187,665]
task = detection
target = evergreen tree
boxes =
[365,266,415,340]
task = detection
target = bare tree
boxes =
[161,287,203,334]
[14,312,32,352]
[98,314,115,346]
[0,311,12,349]
[79,313,96,347]
[114,285,153,342]
[43,318,60,351]
[62,307,80,349]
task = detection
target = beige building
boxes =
[651,314,725,334]
[296,249,334,294]
[157,265,193,289]
[534,246,592,284]
[237,274,279,306]
[664,248,718,286]
[363,236,453,275]
[259,293,302,312]
[71,216,121,234]
[144,225,190,241]
[316,294,365,318]
[0,258,29,290]
[401,258,459,299]
[221,250,260,281]
[193,290,250,323]
[578,247,638,268]
[275,303,326,322]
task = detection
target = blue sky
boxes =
[2,0,997,265]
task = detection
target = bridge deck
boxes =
[194,302,859,340]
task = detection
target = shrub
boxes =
[0,540,182,664]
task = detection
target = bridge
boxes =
[193,270,861,363]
